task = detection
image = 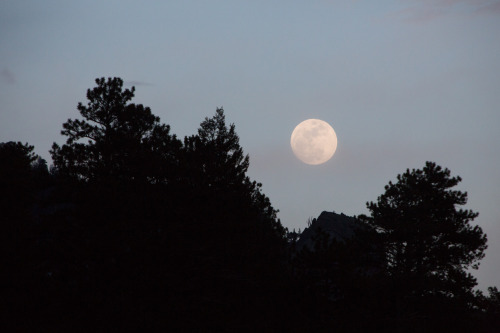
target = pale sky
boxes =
[1,0,499,290]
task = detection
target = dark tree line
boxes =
[2,77,499,332]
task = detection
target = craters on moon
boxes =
[290,119,337,165]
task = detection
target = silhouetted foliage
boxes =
[1,142,53,330]
[162,108,291,331]
[361,162,487,292]
[50,77,181,183]
[358,161,489,329]
[484,286,500,319]
[0,141,37,233]
[4,78,498,332]
[10,79,295,331]
[0,141,48,220]
[182,108,249,188]
[0,141,37,189]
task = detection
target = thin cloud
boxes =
[124,80,154,87]
[395,6,448,23]
[475,1,500,13]
[1,69,16,84]
[393,0,500,22]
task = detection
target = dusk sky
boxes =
[1,1,499,290]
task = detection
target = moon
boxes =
[290,119,338,165]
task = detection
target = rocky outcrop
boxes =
[296,211,365,251]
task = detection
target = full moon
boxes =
[290,119,338,165]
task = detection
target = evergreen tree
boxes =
[163,108,291,331]
[180,107,283,234]
[360,162,487,311]
[0,141,41,220]
[50,77,180,183]
[181,108,248,189]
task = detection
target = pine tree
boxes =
[360,162,487,300]
[50,77,180,183]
